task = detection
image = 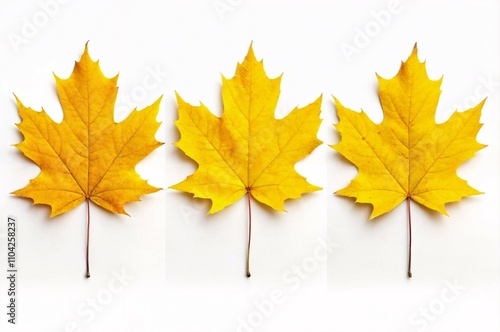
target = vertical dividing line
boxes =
[407,196,412,278]
[246,191,252,278]
[86,198,91,278]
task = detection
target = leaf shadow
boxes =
[244,197,280,220]
[417,203,444,223]
[332,194,374,222]
[22,201,55,223]
[165,98,195,167]
[165,96,180,139]
[253,190,322,222]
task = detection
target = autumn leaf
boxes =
[333,44,485,277]
[172,44,322,276]
[13,43,163,277]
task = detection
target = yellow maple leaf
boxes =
[172,44,322,276]
[12,43,163,277]
[334,44,485,219]
[333,44,485,277]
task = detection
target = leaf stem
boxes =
[246,190,252,278]
[407,196,412,278]
[86,198,91,278]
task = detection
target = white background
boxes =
[0,0,499,331]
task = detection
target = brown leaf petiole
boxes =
[407,196,412,278]
[86,198,91,278]
[246,190,252,278]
